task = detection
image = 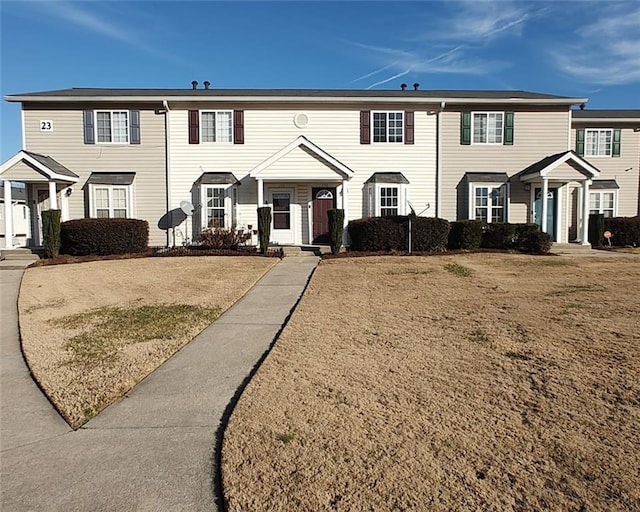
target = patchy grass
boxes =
[56,304,221,366]
[444,262,473,276]
[222,253,640,512]
[19,256,277,427]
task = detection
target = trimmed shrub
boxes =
[196,227,250,249]
[41,209,62,258]
[448,220,483,250]
[327,209,345,255]
[588,213,605,247]
[61,218,148,256]
[347,216,450,252]
[481,222,517,249]
[604,216,640,246]
[514,223,540,242]
[518,231,553,253]
[257,207,272,255]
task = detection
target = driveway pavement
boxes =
[0,256,319,511]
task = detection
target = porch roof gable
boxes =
[517,150,600,182]
[0,150,79,183]
[249,136,354,180]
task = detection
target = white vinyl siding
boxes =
[201,111,233,143]
[472,112,503,144]
[589,191,616,218]
[91,185,131,218]
[96,111,129,143]
[585,129,613,156]
[373,112,403,143]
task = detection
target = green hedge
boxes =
[327,209,345,255]
[588,213,605,247]
[61,218,149,256]
[347,216,450,252]
[448,220,483,250]
[603,216,640,246]
[41,209,62,258]
[257,207,272,255]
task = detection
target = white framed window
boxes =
[372,112,403,143]
[380,187,399,216]
[472,112,503,144]
[96,111,129,143]
[470,184,506,223]
[363,183,408,217]
[585,129,613,157]
[589,191,616,218]
[204,187,226,228]
[201,184,236,229]
[90,185,131,218]
[201,111,233,143]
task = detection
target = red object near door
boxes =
[312,187,336,244]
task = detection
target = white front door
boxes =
[34,187,50,246]
[270,188,295,244]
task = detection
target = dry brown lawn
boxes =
[19,256,277,427]
[222,254,640,512]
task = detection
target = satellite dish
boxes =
[180,201,194,216]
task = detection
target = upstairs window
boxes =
[576,128,620,157]
[96,111,129,143]
[372,112,404,143]
[473,112,503,144]
[585,129,612,156]
[461,111,513,145]
[83,110,139,145]
[201,111,233,143]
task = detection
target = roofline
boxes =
[5,94,588,106]
[571,117,640,123]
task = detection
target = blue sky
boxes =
[1,0,639,160]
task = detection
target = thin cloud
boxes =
[349,1,534,88]
[550,8,640,85]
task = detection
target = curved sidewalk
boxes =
[0,256,319,512]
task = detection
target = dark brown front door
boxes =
[312,187,336,244]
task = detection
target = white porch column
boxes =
[61,187,70,221]
[48,181,58,210]
[3,180,13,249]
[540,178,548,234]
[341,181,349,224]
[257,178,264,207]
[581,179,591,245]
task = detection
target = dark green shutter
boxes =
[576,129,585,156]
[503,112,514,145]
[460,111,471,145]
[83,111,94,144]
[612,129,621,157]
[129,110,140,144]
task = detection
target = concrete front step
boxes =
[1,248,42,262]
[279,245,331,257]
[549,243,594,255]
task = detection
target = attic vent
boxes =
[400,83,407,91]
[191,80,198,90]
[203,81,210,90]
[293,112,309,128]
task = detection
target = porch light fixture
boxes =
[523,184,531,191]
[65,188,73,197]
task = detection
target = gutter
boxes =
[162,100,171,247]
[436,101,445,218]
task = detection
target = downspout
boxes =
[163,100,171,247]
[435,101,445,218]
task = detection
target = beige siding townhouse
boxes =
[1,90,168,247]
[569,110,640,239]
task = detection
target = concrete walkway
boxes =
[0,256,319,512]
